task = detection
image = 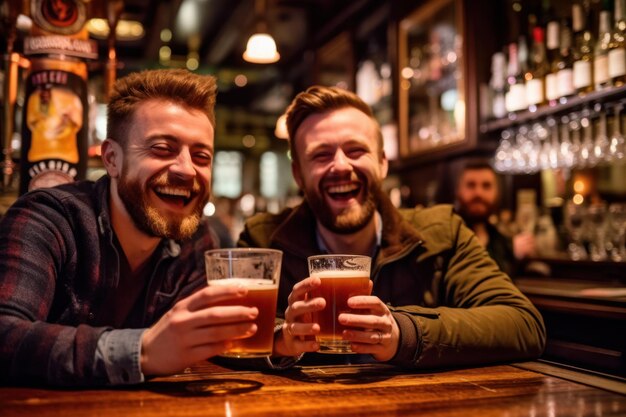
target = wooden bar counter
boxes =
[1,361,625,416]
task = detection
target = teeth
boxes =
[155,186,191,198]
[327,184,358,194]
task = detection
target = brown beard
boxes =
[303,172,380,235]
[117,168,208,241]
[456,197,496,225]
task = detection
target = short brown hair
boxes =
[107,69,217,148]
[285,86,383,163]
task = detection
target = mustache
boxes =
[466,197,489,206]
[150,172,203,193]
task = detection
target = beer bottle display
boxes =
[19,0,97,194]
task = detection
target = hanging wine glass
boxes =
[568,112,583,169]
[495,128,515,172]
[513,125,530,173]
[560,115,575,168]
[579,108,596,167]
[547,117,561,169]
[525,123,541,173]
[609,103,625,161]
[536,120,551,171]
[593,104,610,164]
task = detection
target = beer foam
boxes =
[208,277,277,289]
[310,270,370,279]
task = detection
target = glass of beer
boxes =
[308,254,371,353]
[205,248,282,358]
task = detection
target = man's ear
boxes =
[380,150,389,179]
[291,161,304,189]
[101,139,122,178]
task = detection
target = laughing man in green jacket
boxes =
[238,86,545,369]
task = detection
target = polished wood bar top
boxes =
[1,361,625,417]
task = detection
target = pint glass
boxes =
[308,254,371,353]
[205,248,282,358]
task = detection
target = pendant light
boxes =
[243,0,280,64]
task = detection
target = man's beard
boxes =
[117,169,208,241]
[304,173,380,235]
[457,198,495,225]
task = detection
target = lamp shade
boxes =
[243,33,280,64]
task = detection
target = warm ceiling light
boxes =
[274,114,288,139]
[243,33,280,63]
[87,18,144,40]
[243,0,279,64]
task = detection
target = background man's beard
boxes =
[457,199,495,225]
[305,179,380,234]
[117,174,207,241]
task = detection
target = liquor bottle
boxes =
[573,2,594,93]
[609,0,626,86]
[490,52,507,118]
[526,27,549,107]
[595,10,612,89]
[545,18,560,103]
[556,19,575,99]
[505,41,527,113]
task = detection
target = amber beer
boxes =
[205,248,282,358]
[308,255,372,353]
[208,278,278,357]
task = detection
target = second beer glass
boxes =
[205,248,282,358]
[308,254,372,353]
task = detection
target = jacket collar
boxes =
[270,191,424,261]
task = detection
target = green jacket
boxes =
[238,194,546,369]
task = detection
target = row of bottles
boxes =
[488,0,626,118]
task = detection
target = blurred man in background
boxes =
[455,161,535,276]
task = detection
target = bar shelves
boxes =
[480,85,626,134]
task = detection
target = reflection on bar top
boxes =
[515,278,626,300]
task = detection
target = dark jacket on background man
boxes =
[238,194,546,369]
[483,221,517,276]
[0,177,213,386]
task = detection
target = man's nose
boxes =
[170,149,196,178]
[331,149,352,172]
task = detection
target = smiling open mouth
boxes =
[154,186,195,206]
[326,183,361,200]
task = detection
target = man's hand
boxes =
[140,285,258,376]
[513,231,536,260]
[339,290,400,362]
[273,277,322,357]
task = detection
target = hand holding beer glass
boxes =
[205,248,282,358]
[308,254,371,353]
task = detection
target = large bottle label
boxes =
[594,54,610,84]
[20,69,88,193]
[505,83,527,112]
[573,60,592,89]
[18,0,95,194]
[526,78,544,105]
[557,68,575,97]
[545,73,559,100]
[608,47,626,78]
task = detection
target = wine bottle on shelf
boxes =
[595,9,613,90]
[526,27,549,108]
[556,19,576,100]
[505,42,527,113]
[572,2,595,94]
[546,18,561,104]
[609,0,626,86]
[490,52,507,119]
